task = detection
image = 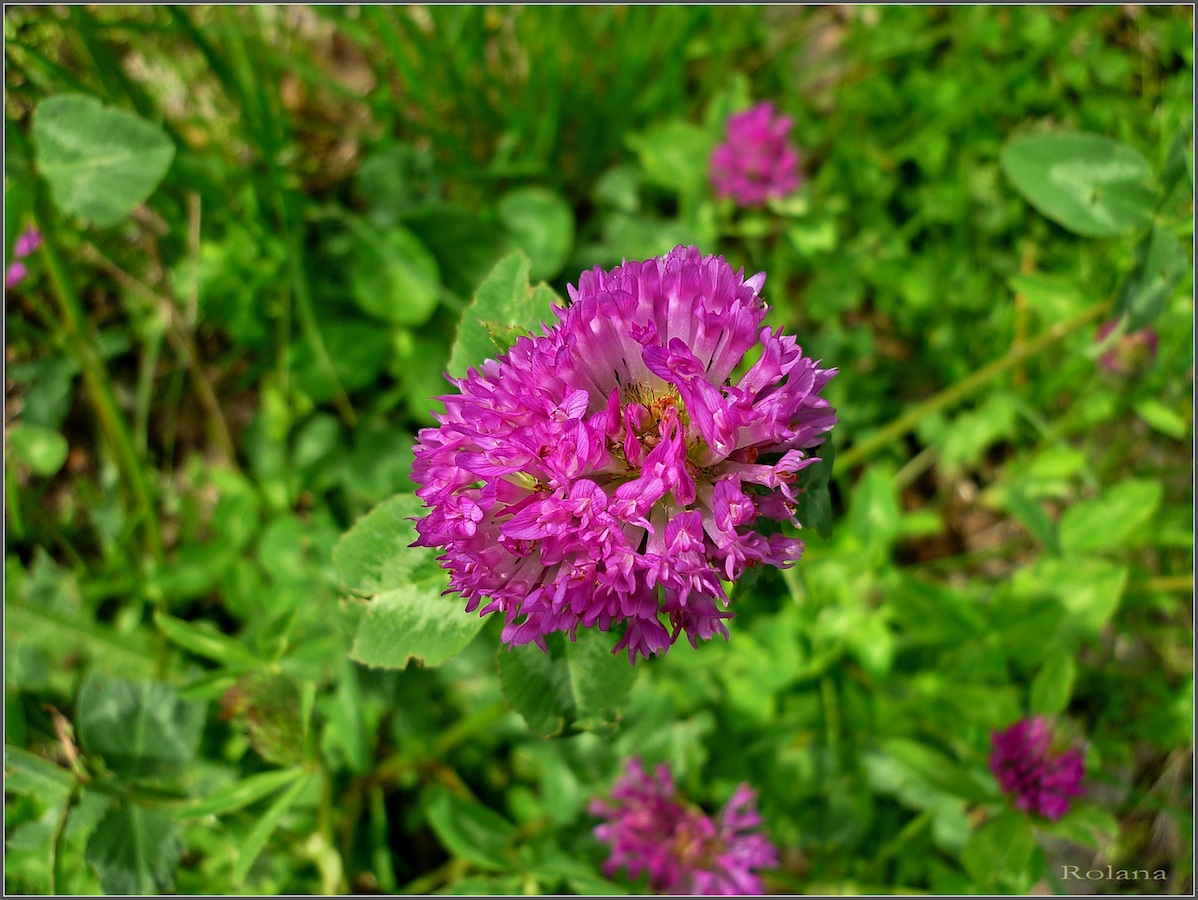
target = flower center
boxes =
[605,384,711,490]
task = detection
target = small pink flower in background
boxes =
[1095,319,1159,376]
[411,246,837,663]
[6,225,43,291]
[990,717,1085,821]
[14,226,42,258]
[6,260,28,290]
[590,758,777,895]
[710,102,802,206]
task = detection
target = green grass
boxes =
[4,5,1193,896]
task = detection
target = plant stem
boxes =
[48,780,83,896]
[81,242,241,469]
[1140,574,1194,593]
[838,300,1110,472]
[6,462,25,538]
[31,204,165,564]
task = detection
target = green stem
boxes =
[863,808,934,882]
[434,701,509,756]
[401,858,470,895]
[283,213,357,427]
[198,8,356,429]
[838,300,1110,471]
[819,676,840,772]
[48,779,83,896]
[82,242,241,468]
[29,195,165,564]
[1139,574,1194,593]
[5,462,24,539]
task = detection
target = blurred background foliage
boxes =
[4,5,1193,895]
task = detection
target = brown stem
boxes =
[81,243,240,470]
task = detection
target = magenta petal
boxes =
[411,245,836,662]
[591,758,777,895]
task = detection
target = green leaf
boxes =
[424,785,517,871]
[1157,121,1193,201]
[349,220,442,326]
[6,597,155,678]
[847,462,902,562]
[177,766,306,820]
[531,849,630,895]
[1039,805,1119,855]
[154,612,262,667]
[336,495,485,669]
[448,251,559,379]
[76,674,205,780]
[498,187,575,281]
[342,423,417,502]
[599,211,705,264]
[1007,272,1085,322]
[1009,557,1128,640]
[961,810,1037,892]
[392,330,452,425]
[334,493,443,596]
[291,316,392,402]
[796,443,835,539]
[497,630,638,737]
[350,586,486,670]
[627,119,716,197]
[999,484,1060,555]
[888,576,986,647]
[1134,398,1189,440]
[593,165,642,214]
[4,745,75,802]
[33,94,175,228]
[869,738,995,807]
[1029,652,1075,715]
[402,203,507,298]
[1058,479,1162,556]
[7,424,69,476]
[233,772,312,885]
[1000,132,1154,237]
[84,801,183,895]
[1112,223,1190,331]
[355,142,437,225]
[939,394,1019,472]
[222,671,305,768]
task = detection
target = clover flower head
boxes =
[990,716,1086,821]
[1095,319,1159,376]
[6,225,42,291]
[412,246,837,663]
[709,102,802,206]
[6,261,28,290]
[589,758,777,895]
[14,226,42,259]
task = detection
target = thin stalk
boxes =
[82,242,240,468]
[369,785,398,893]
[819,676,840,772]
[401,858,470,895]
[6,463,25,538]
[161,365,187,473]
[283,216,357,427]
[838,300,1110,471]
[31,202,165,563]
[863,808,934,882]
[7,39,94,95]
[434,701,509,756]
[1011,243,1039,388]
[48,780,83,895]
[134,327,164,457]
[1139,574,1194,593]
[220,10,355,428]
